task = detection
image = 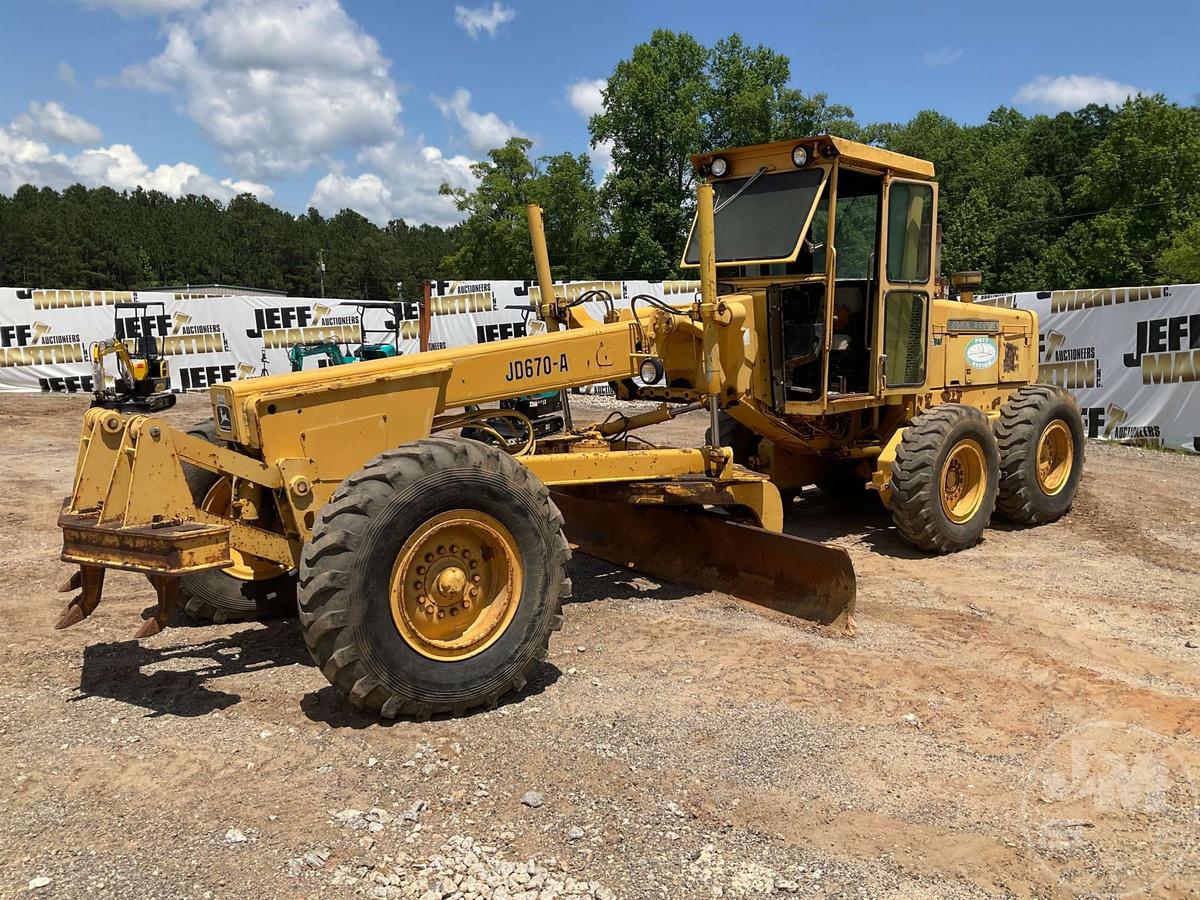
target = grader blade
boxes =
[551,491,856,629]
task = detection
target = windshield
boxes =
[683,167,825,266]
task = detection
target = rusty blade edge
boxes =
[551,490,856,629]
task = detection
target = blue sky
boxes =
[0,0,1196,226]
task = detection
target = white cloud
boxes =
[119,0,403,177]
[1013,74,1143,112]
[567,78,606,119]
[308,144,476,227]
[588,138,614,181]
[12,102,104,146]
[0,120,272,202]
[454,2,515,39]
[58,62,77,86]
[81,0,208,15]
[565,79,610,179]
[434,88,524,153]
[922,47,962,67]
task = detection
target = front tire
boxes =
[994,385,1085,524]
[173,420,297,623]
[705,411,761,465]
[890,405,1000,553]
[298,438,570,718]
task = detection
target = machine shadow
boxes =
[782,489,932,560]
[564,553,697,605]
[74,618,311,718]
[299,661,564,730]
[300,554,690,729]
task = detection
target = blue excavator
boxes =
[287,300,405,371]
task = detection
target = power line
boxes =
[999,198,1179,229]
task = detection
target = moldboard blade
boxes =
[551,490,856,629]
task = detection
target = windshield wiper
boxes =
[713,166,768,216]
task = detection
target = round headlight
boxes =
[709,156,729,178]
[791,144,809,167]
[639,357,664,384]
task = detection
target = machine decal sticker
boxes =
[965,336,998,368]
[505,354,569,382]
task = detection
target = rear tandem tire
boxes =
[890,404,1000,553]
[174,420,298,623]
[994,385,1085,525]
[297,437,571,719]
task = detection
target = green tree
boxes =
[1157,220,1200,282]
[590,30,858,278]
[590,30,710,278]
[0,181,460,298]
[439,138,606,279]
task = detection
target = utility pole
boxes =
[318,248,326,298]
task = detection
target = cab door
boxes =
[875,178,938,396]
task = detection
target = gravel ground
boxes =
[1,393,1198,899]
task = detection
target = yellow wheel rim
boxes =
[1036,419,1074,496]
[389,509,522,661]
[200,478,291,581]
[940,439,987,524]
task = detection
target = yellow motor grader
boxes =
[55,135,1083,718]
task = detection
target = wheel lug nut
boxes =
[469,560,478,569]
[425,604,435,615]
[450,544,458,553]
[437,545,445,554]
[424,553,434,563]
[449,607,457,616]
[472,574,481,583]
[437,611,445,619]
[462,599,471,609]
[462,549,470,558]
[416,565,425,575]
[469,586,478,597]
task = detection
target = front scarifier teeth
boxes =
[58,570,83,593]
[134,575,181,640]
[54,602,88,630]
[132,615,167,639]
[53,566,105,630]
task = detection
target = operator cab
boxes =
[683,135,938,413]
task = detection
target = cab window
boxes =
[883,290,928,386]
[886,182,933,283]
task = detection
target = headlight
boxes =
[639,357,664,384]
[709,156,729,178]
[791,144,809,167]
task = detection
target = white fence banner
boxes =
[981,283,1200,454]
[0,280,700,397]
[424,278,699,349]
[0,287,422,395]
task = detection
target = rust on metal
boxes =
[134,575,181,638]
[59,506,232,575]
[552,489,856,629]
[54,564,106,630]
[58,569,83,594]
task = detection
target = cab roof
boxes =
[690,134,935,180]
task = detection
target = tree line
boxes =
[0,185,458,301]
[2,29,1198,297]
